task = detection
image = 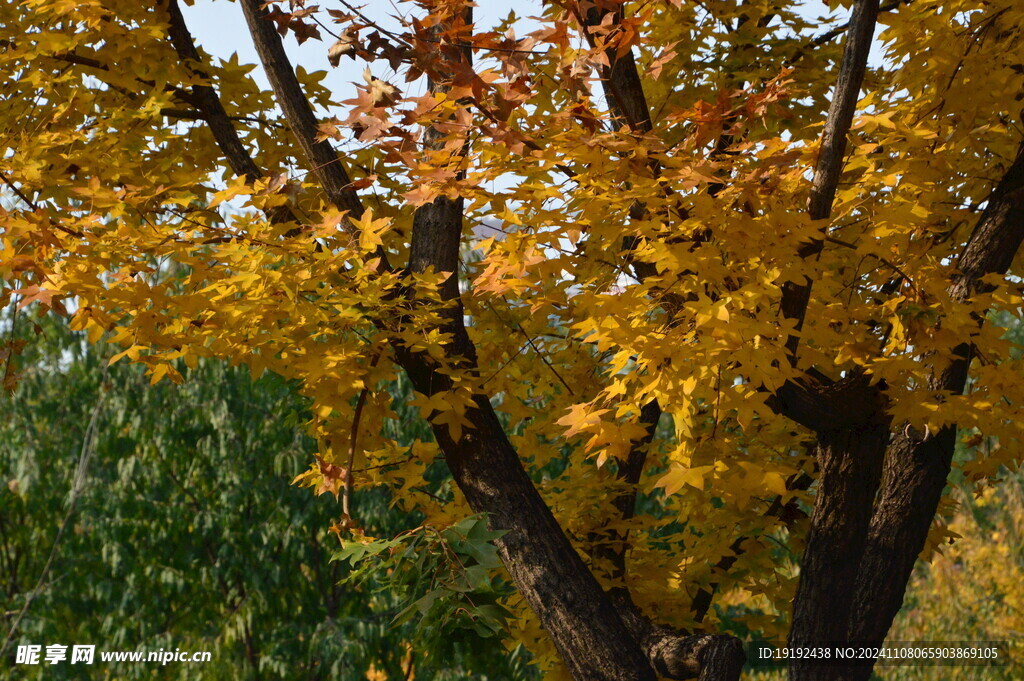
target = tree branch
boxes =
[588,398,661,582]
[572,4,747,677]
[162,0,267,184]
[690,470,813,623]
[160,0,307,233]
[578,0,891,437]
[808,0,882,220]
[612,591,746,680]
[578,1,653,133]
[949,140,1024,303]
[239,0,366,226]
[779,0,883,357]
[767,370,886,433]
[0,37,202,110]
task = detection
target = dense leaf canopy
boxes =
[2,0,1023,679]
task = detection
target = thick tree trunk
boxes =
[394,330,658,681]
[837,426,958,681]
[788,421,888,681]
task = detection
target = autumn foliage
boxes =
[2,0,1023,679]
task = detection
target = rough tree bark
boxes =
[787,421,889,681]
[779,0,882,356]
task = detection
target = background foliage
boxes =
[0,313,536,680]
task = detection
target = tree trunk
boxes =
[837,426,958,681]
[396,338,658,681]
[788,422,888,681]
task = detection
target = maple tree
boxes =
[1,0,1023,679]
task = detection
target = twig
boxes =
[0,171,41,212]
[824,235,925,299]
[343,351,382,519]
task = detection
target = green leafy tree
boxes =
[0,315,536,680]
